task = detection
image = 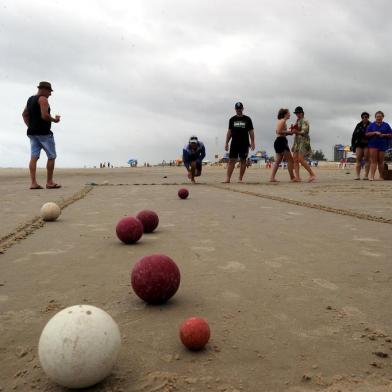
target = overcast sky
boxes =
[0,0,391,167]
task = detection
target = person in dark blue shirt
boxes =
[182,136,206,183]
[366,111,392,181]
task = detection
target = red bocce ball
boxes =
[178,188,189,199]
[116,216,144,244]
[136,210,159,233]
[131,254,181,304]
[180,317,210,350]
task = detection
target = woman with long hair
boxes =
[366,111,392,181]
[269,108,296,182]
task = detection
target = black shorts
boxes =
[274,137,290,154]
[352,142,368,152]
[229,141,249,160]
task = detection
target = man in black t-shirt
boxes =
[224,102,255,183]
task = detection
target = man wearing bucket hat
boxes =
[182,136,206,183]
[22,81,61,189]
[291,106,316,182]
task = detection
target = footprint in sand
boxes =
[360,249,383,257]
[312,278,338,291]
[0,295,9,302]
[220,261,246,272]
[32,249,68,256]
[353,237,381,242]
[191,246,215,252]
[221,291,241,300]
[265,260,282,268]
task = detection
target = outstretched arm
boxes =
[198,144,206,162]
[249,129,255,150]
[182,149,190,170]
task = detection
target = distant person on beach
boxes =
[366,111,392,181]
[269,108,296,182]
[22,81,61,189]
[291,106,316,182]
[182,136,206,183]
[351,112,370,180]
[224,102,255,183]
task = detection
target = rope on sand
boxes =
[208,184,392,225]
[0,185,93,255]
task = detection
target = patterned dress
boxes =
[292,118,311,156]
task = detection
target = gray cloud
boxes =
[1,0,391,167]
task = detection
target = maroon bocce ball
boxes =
[116,216,143,244]
[136,210,159,233]
[180,317,210,350]
[178,188,189,199]
[131,254,181,304]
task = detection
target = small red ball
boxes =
[131,254,181,304]
[116,216,143,244]
[178,188,189,199]
[180,317,210,350]
[136,210,159,233]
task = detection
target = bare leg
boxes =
[29,156,40,188]
[355,148,364,179]
[284,151,296,180]
[369,148,378,180]
[377,151,385,180]
[298,154,316,180]
[270,154,283,182]
[363,148,370,179]
[292,152,301,180]
[239,159,247,182]
[46,159,56,186]
[224,159,236,183]
[188,161,196,183]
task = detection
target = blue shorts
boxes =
[28,135,57,160]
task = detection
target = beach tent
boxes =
[127,159,138,167]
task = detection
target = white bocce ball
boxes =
[38,305,121,389]
[40,202,61,222]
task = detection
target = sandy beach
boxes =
[0,165,392,391]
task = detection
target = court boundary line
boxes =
[206,184,392,225]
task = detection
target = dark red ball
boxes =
[116,216,143,244]
[136,210,159,233]
[178,188,189,199]
[180,317,210,350]
[131,254,181,304]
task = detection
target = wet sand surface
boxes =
[0,166,391,391]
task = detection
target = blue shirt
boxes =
[366,121,392,151]
[182,142,206,168]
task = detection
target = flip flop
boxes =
[30,185,43,189]
[46,184,62,189]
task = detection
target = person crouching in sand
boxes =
[269,108,296,182]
